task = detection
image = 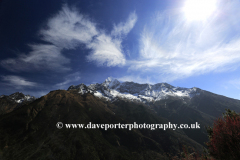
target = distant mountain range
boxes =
[0,92,36,115]
[68,77,201,103]
[1,77,240,159]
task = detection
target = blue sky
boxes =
[1,0,240,99]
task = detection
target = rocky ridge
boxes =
[0,92,36,103]
[68,77,201,103]
[0,92,36,115]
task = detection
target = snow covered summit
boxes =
[0,92,36,103]
[68,77,200,103]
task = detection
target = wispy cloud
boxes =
[229,78,240,90]
[1,75,37,88]
[129,0,240,81]
[86,33,126,66]
[1,5,137,71]
[117,75,154,84]
[55,71,81,88]
[111,11,137,38]
[40,5,98,49]
[1,44,70,72]
[86,11,137,66]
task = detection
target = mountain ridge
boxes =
[0,92,36,115]
[67,77,240,147]
[68,77,201,103]
[0,90,204,160]
[1,78,240,159]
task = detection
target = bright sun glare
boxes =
[183,0,217,21]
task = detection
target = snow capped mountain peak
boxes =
[0,92,36,103]
[68,83,87,90]
[68,78,201,103]
[102,77,121,89]
[67,83,89,94]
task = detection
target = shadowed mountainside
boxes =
[0,92,36,115]
[151,89,240,147]
[0,90,204,160]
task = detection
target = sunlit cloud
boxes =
[40,5,98,49]
[129,0,240,82]
[111,11,137,38]
[182,0,217,21]
[86,33,126,66]
[1,4,137,71]
[87,11,137,66]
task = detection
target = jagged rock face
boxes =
[68,77,201,103]
[0,92,36,115]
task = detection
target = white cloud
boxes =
[1,44,70,72]
[86,33,126,66]
[117,75,154,84]
[1,5,137,71]
[55,71,81,88]
[111,11,137,38]
[129,0,240,81]
[87,11,137,67]
[1,75,37,87]
[40,4,98,49]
